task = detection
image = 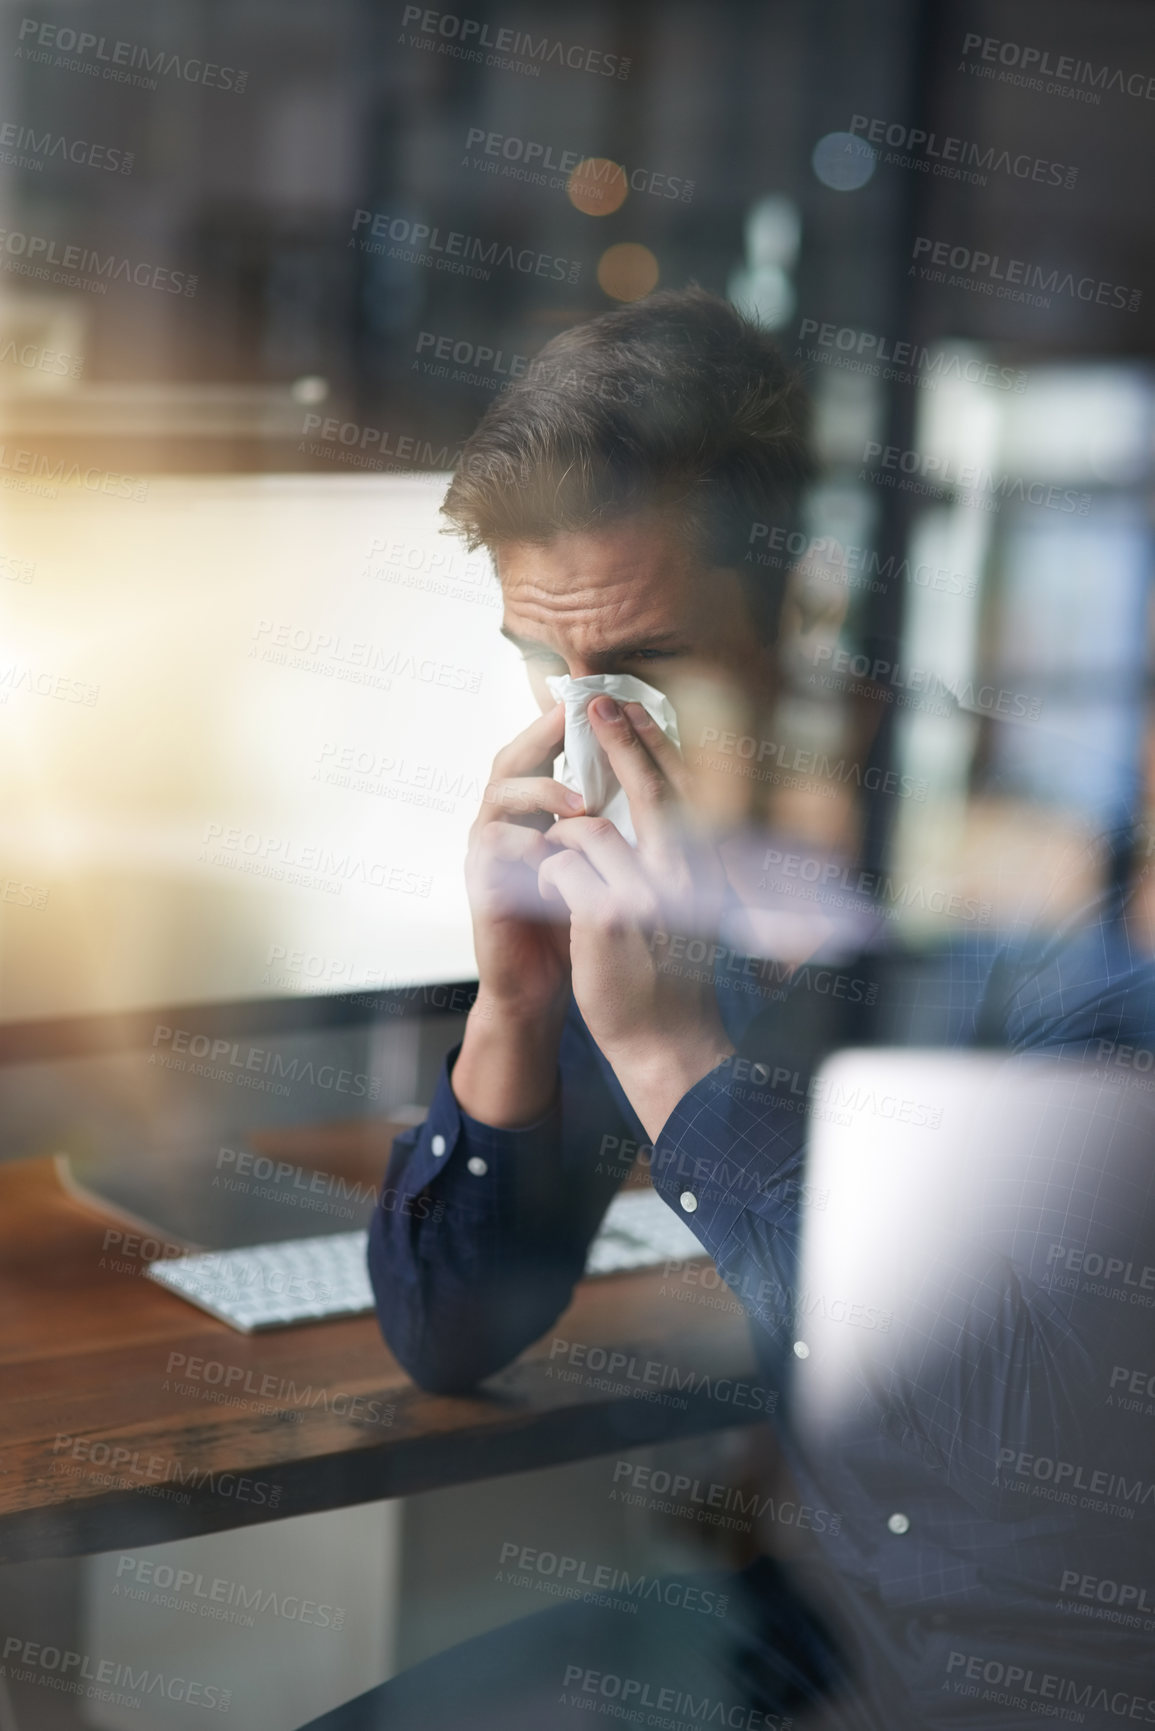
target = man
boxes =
[304,289,1155,1728]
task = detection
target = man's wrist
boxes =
[471,985,568,1035]
[451,988,568,1128]
[613,1030,736,1144]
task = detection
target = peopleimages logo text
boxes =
[414,329,649,403]
[0,226,195,293]
[797,319,1027,394]
[400,8,630,79]
[1,1636,231,1713]
[912,236,1141,312]
[960,32,1155,103]
[351,209,581,283]
[115,1553,346,1631]
[861,439,1089,514]
[16,17,247,90]
[462,129,692,201]
[497,1542,728,1617]
[0,119,133,173]
[850,114,1077,188]
[560,1667,789,1731]
[997,1446,1155,1517]
[945,1650,1155,1722]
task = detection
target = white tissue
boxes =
[545,673,681,846]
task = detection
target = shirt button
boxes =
[887,1512,910,1535]
[466,1156,488,1177]
[431,1134,447,1157]
[793,1341,810,1359]
[679,1192,698,1213]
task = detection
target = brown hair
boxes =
[441,286,813,640]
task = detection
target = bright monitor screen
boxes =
[0,473,533,1023]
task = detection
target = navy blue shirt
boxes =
[369,876,1155,1722]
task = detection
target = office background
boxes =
[1,1,1153,1726]
[3,0,1153,1027]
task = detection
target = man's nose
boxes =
[566,655,603,678]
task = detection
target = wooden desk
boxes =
[0,1157,763,1565]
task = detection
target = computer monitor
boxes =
[0,472,534,1031]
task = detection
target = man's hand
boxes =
[537,697,735,1141]
[452,702,583,1127]
[465,700,582,1018]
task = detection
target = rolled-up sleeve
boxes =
[369,1009,639,1391]
[647,1061,809,1363]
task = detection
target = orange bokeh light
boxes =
[567,157,629,216]
[596,242,660,302]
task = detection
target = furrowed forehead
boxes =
[499,565,694,656]
[499,618,687,657]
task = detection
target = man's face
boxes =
[495,511,770,712]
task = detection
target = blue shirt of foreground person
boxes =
[359,292,1155,1731]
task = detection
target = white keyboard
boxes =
[147,1230,371,1332]
[146,1187,706,1332]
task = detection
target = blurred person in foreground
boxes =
[301,290,1155,1730]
